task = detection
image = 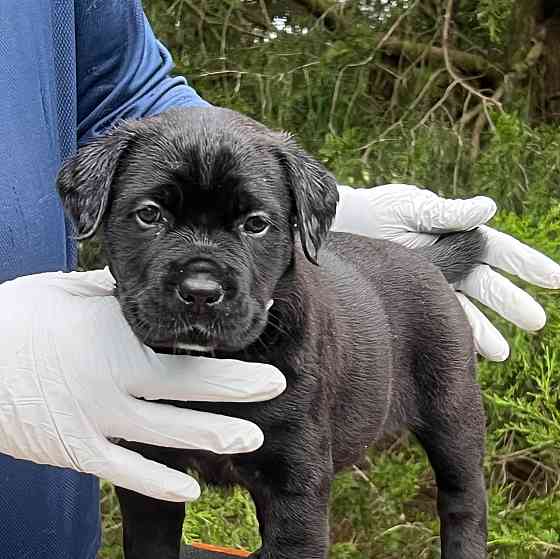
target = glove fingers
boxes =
[480,225,560,289]
[2,269,116,297]
[96,441,201,502]
[56,267,116,294]
[116,399,264,454]
[456,265,546,331]
[397,190,496,233]
[133,355,286,403]
[455,293,509,361]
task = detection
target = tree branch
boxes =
[442,0,503,110]
[289,0,502,85]
[376,36,503,83]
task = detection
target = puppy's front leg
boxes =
[248,467,332,559]
[115,443,187,559]
[117,486,186,559]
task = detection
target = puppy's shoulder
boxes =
[319,231,459,312]
[321,231,436,276]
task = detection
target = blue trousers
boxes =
[0,455,100,558]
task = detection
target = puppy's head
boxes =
[57,108,338,352]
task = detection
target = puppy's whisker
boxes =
[253,335,271,360]
[132,286,150,300]
[266,315,298,344]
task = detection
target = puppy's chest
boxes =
[170,371,331,491]
[178,355,327,427]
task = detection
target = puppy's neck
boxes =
[246,252,328,364]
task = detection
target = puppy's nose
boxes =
[177,274,224,311]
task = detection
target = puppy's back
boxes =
[319,231,477,359]
[312,231,478,455]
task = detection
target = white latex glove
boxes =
[333,184,560,362]
[0,269,285,502]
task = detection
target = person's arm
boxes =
[75,0,209,146]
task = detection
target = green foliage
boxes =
[78,237,106,271]
[488,491,560,557]
[319,129,371,185]
[98,481,123,559]
[476,0,515,48]
[183,485,261,550]
[478,206,560,558]
[329,445,440,558]
[473,113,560,213]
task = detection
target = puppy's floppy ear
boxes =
[274,133,339,265]
[57,125,135,239]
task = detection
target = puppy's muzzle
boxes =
[176,259,225,314]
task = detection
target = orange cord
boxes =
[190,542,251,557]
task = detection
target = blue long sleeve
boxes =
[76,0,209,146]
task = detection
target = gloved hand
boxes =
[0,269,285,502]
[334,184,560,361]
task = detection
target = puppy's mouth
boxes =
[147,327,216,355]
[142,301,274,356]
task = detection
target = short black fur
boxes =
[58,107,487,559]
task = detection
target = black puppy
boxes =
[57,107,487,559]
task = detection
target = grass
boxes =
[98,424,560,558]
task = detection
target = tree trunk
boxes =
[542,3,560,121]
[506,0,560,123]
[504,0,544,118]
[506,0,544,67]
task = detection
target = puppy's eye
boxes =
[242,214,270,236]
[135,204,162,227]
